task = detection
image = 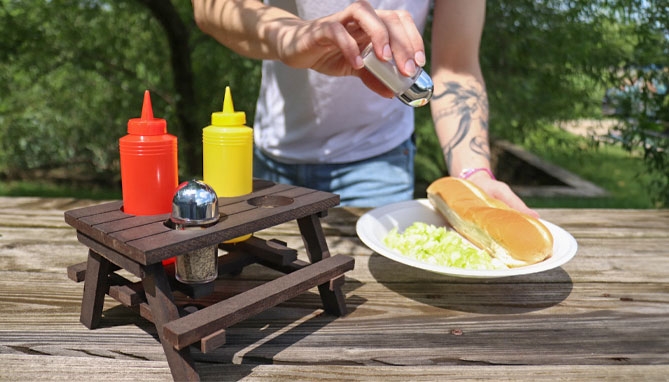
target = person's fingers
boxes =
[378,9,423,76]
[310,1,388,69]
[341,1,391,60]
[284,0,426,85]
[396,9,425,67]
[300,1,390,70]
[489,182,540,218]
[503,195,539,218]
[309,20,365,69]
[474,177,540,218]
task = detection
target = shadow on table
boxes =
[367,252,573,315]
[195,283,366,381]
[99,277,366,381]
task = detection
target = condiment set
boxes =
[120,87,253,283]
[119,56,429,283]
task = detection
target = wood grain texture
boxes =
[1,197,668,381]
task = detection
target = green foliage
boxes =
[481,0,636,138]
[0,0,261,183]
[0,0,171,184]
[0,0,666,208]
[596,0,669,207]
[605,80,669,207]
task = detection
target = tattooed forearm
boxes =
[432,80,490,165]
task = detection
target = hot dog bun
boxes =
[426,177,553,267]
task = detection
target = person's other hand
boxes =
[469,176,540,218]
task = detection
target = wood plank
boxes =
[3,308,667,366]
[217,181,299,214]
[536,209,669,238]
[93,216,173,255]
[198,365,669,381]
[128,195,332,263]
[0,196,102,211]
[66,261,88,282]
[344,236,669,285]
[297,213,348,316]
[79,250,112,329]
[77,209,133,228]
[60,186,338,265]
[142,263,200,381]
[64,200,124,223]
[199,328,227,354]
[219,236,297,266]
[3,266,666,326]
[132,189,339,264]
[11,196,667,238]
[77,232,145,278]
[94,214,170,235]
[2,355,667,381]
[2,225,668,285]
[163,255,355,350]
[109,284,143,307]
[0,354,172,382]
[1,268,667,367]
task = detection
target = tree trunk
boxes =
[136,0,201,177]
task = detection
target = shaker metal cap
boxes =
[398,69,434,107]
[170,180,219,227]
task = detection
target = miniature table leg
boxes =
[80,249,112,329]
[142,262,200,381]
[297,214,347,316]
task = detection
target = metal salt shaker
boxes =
[361,43,434,107]
[170,180,220,284]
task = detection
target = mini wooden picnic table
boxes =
[63,180,354,381]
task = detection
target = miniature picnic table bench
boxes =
[64,180,354,381]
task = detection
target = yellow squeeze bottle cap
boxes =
[211,86,246,126]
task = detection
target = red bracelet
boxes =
[458,167,496,180]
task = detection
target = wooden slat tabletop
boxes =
[0,196,668,381]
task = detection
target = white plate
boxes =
[356,199,578,278]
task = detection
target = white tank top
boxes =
[254,0,431,164]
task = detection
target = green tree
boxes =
[1,0,173,184]
[1,0,666,205]
[0,0,260,184]
[601,0,669,206]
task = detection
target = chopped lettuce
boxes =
[383,222,506,270]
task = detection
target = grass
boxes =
[517,124,655,209]
[0,179,121,200]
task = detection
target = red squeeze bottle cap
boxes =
[127,90,167,135]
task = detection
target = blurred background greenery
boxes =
[1,0,667,208]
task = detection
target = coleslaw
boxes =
[383,222,506,270]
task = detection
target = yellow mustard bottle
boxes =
[203,86,253,242]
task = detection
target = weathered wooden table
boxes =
[1,196,668,381]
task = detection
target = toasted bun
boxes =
[427,177,553,267]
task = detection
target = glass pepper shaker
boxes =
[361,43,434,107]
[170,180,220,284]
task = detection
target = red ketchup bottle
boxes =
[119,90,178,216]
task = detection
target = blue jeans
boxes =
[253,138,415,207]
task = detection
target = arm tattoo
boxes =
[432,80,490,166]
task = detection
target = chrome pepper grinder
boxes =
[170,180,220,284]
